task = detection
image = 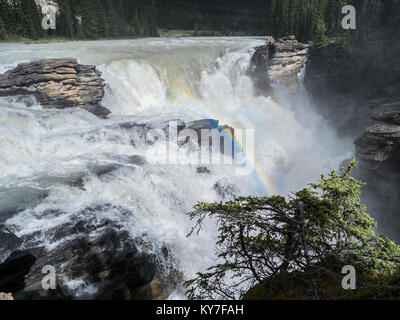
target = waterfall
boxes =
[0,37,352,298]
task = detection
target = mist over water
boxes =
[0,37,353,298]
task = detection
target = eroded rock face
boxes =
[0,59,110,118]
[354,102,400,168]
[250,36,308,95]
[304,39,400,239]
[0,204,180,300]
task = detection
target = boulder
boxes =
[0,59,110,118]
[214,178,238,200]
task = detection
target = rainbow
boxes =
[170,84,278,196]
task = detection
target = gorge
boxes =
[0,36,354,299]
[0,29,399,299]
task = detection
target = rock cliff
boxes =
[304,40,400,239]
[250,36,308,95]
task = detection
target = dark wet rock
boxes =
[354,135,394,163]
[0,251,36,294]
[128,118,235,152]
[4,204,180,300]
[196,166,211,174]
[355,102,400,166]
[117,118,235,149]
[0,59,110,118]
[118,121,151,131]
[214,179,238,200]
[370,102,400,124]
[249,36,308,95]
[354,102,400,164]
[178,119,235,156]
[0,226,23,264]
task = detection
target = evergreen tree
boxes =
[79,0,98,39]
[93,0,107,37]
[57,0,75,38]
[0,16,7,40]
[21,0,44,40]
[105,1,118,37]
[185,161,400,300]
[313,14,327,47]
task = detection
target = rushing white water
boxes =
[0,37,353,298]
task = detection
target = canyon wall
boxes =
[305,38,400,239]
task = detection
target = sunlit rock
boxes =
[0,59,110,118]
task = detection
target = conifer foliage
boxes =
[0,0,270,40]
[185,161,400,300]
[0,0,160,40]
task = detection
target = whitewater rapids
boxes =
[0,37,353,298]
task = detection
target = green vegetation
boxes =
[312,14,328,48]
[268,0,348,41]
[0,0,160,41]
[156,0,268,36]
[0,16,7,40]
[0,0,270,41]
[0,0,399,42]
[185,161,400,300]
[53,0,160,39]
[268,0,400,45]
[0,0,44,40]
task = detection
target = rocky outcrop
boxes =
[0,205,180,300]
[355,101,400,163]
[353,100,400,239]
[0,59,110,118]
[250,36,308,95]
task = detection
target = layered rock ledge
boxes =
[355,101,400,164]
[250,36,308,95]
[0,58,110,118]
